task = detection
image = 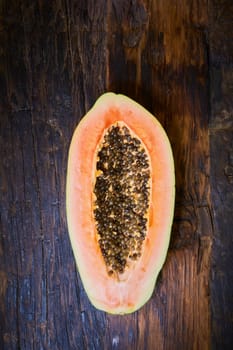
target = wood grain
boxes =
[0,1,232,349]
[209,1,233,348]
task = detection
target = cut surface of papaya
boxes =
[66,92,175,314]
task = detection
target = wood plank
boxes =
[0,1,108,349]
[209,1,233,348]
[107,1,211,349]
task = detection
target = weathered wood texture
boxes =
[209,1,233,349]
[0,1,232,349]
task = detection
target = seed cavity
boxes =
[93,122,151,276]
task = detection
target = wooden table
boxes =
[0,1,232,349]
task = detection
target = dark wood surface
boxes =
[0,1,232,349]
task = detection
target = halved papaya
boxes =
[66,93,175,314]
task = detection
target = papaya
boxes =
[66,92,175,314]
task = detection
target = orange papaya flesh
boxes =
[66,93,175,314]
